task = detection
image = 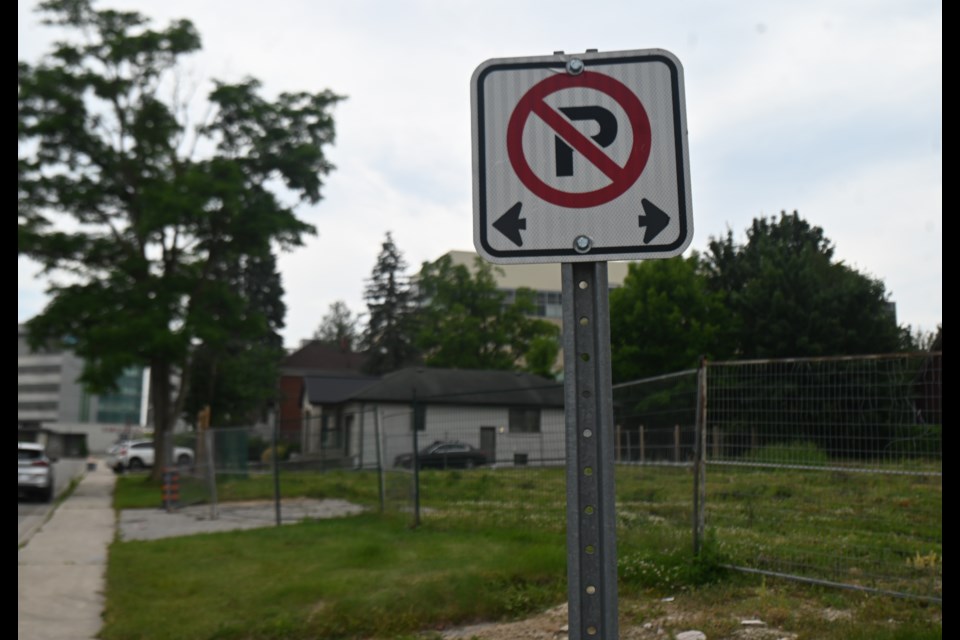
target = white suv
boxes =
[18,442,55,502]
[108,439,194,473]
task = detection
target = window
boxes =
[321,414,341,448]
[412,404,426,431]
[17,383,60,393]
[508,407,540,433]
[17,365,61,375]
[17,401,58,411]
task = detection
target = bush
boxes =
[261,444,287,464]
[247,436,270,462]
[260,442,302,463]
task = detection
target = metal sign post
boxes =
[471,48,693,640]
[562,262,618,639]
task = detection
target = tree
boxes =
[609,255,734,382]
[703,211,903,358]
[415,254,560,374]
[901,323,940,352]
[313,300,359,350]
[182,252,286,427]
[19,0,342,476]
[361,233,418,374]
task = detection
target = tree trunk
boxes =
[149,360,173,482]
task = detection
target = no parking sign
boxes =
[471,49,693,264]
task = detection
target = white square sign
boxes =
[471,49,693,264]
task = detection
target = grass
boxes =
[103,514,566,640]
[743,440,831,466]
[107,463,941,639]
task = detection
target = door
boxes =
[480,427,496,465]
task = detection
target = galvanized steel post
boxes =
[562,262,618,640]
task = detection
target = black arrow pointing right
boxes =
[493,202,526,247]
[638,199,670,243]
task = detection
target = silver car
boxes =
[18,442,55,502]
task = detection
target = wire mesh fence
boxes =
[374,385,569,528]
[162,351,940,601]
[701,354,942,601]
[613,369,699,466]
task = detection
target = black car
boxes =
[394,441,488,469]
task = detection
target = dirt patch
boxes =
[438,602,803,640]
[442,604,568,640]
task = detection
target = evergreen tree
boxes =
[361,233,418,373]
[183,252,286,427]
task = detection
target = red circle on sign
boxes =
[506,70,651,209]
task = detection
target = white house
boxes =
[299,367,565,469]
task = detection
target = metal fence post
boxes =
[692,357,707,556]
[411,390,421,528]
[374,406,385,513]
[205,428,218,520]
[674,424,681,463]
[272,411,281,527]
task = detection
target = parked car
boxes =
[107,439,194,473]
[394,440,488,470]
[18,442,55,502]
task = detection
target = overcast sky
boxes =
[18,0,942,349]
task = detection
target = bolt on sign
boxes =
[472,49,693,264]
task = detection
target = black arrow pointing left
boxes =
[493,202,526,247]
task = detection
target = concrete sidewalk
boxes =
[18,461,115,640]
[18,462,365,639]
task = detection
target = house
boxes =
[300,367,565,469]
[277,340,368,443]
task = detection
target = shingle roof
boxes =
[352,367,563,407]
[281,341,368,375]
[303,375,381,405]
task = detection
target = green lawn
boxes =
[106,464,941,639]
[104,514,566,640]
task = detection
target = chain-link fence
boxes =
[169,380,571,528]
[374,384,568,528]
[165,352,940,601]
[614,352,942,602]
[702,354,941,601]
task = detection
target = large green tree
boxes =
[609,254,734,382]
[361,233,419,374]
[19,0,341,474]
[703,211,903,358]
[415,254,560,376]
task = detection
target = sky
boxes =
[18,0,942,349]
